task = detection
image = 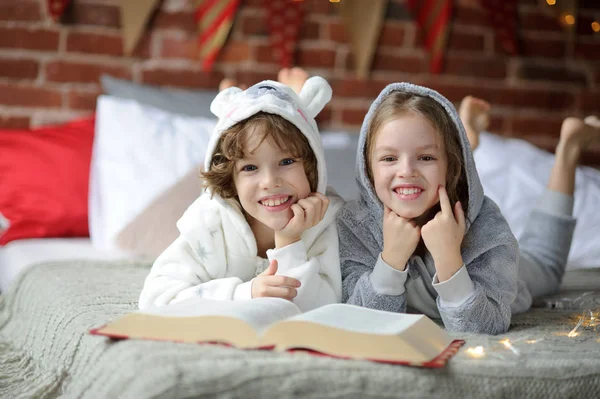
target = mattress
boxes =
[0,238,130,292]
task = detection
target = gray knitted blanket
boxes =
[1,260,599,399]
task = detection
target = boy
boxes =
[139,76,344,312]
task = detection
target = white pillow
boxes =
[475,132,600,270]
[89,95,216,251]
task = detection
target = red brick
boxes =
[299,21,321,41]
[510,115,564,138]
[303,0,335,15]
[243,0,265,8]
[333,79,390,98]
[0,27,59,51]
[45,61,130,83]
[315,104,333,126]
[429,83,575,111]
[519,9,562,32]
[575,41,600,61]
[326,22,347,43]
[426,83,490,104]
[448,31,485,52]
[454,5,490,27]
[241,15,268,36]
[0,84,62,108]
[154,10,196,32]
[141,68,224,90]
[580,0,600,10]
[340,107,370,127]
[131,33,153,59]
[0,116,31,129]
[581,150,600,167]
[520,36,566,59]
[255,44,276,64]
[492,88,574,110]
[576,15,596,36]
[369,53,425,74]
[66,31,123,56]
[66,3,120,28]
[517,63,588,86]
[296,48,336,68]
[219,41,251,63]
[0,1,41,22]
[379,24,406,47]
[444,56,506,79]
[68,89,101,111]
[578,92,600,114]
[160,37,197,59]
[0,58,39,80]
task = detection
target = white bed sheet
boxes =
[0,238,131,292]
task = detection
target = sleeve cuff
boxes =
[266,240,308,272]
[233,280,254,300]
[369,254,409,296]
[433,264,475,306]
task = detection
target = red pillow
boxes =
[0,117,95,245]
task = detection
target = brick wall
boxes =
[1,0,599,163]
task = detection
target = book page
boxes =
[285,303,425,334]
[141,297,301,332]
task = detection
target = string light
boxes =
[330,0,341,3]
[563,13,576,25]
[465,346,485,358]
[546,0,556,5]
[592,22,600,33]
[499,338,520,356]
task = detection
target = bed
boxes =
[1,256,599,398]
[2,79,600,398]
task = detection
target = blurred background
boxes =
[0,0,598,163]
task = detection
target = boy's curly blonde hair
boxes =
[201,112,318,199]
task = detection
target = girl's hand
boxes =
[421,186,466,281]
[252,260,301,300]
[381,205,421,271]
[275,193,329,248]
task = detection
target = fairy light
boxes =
[525,339,538,344]
[499,338,520,355]
[593,22,600,32]
[329,0,341,2]
[466,346,485,358]
[546,0,556,5]
[563,14,576,25]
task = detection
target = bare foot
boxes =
[218,78,247,92]
[277,67,309,94]
[459,96,490,151]
[556,116,600,165]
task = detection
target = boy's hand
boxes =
[252,260,301,300]
[381,205,421,271]
[275,193,329,248]
[421,186,465,282]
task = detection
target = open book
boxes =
[90,297,464,367]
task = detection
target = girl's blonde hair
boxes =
[365,92,469,220]
[201,112,318,199]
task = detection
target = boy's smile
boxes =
[370,114,448,223]
[234,129,311,232]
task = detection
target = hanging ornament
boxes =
[407,0,453,74]
[47,0,72,21]
[479,0,519,55]
[119,0,161,55]
[339,0,387,79]
[266,0,304,68]
[195,0,241,72]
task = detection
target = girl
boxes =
[337,82,598,334]
[139,76,345,312]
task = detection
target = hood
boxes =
[355,82,484,228]
[205,76,332,194]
